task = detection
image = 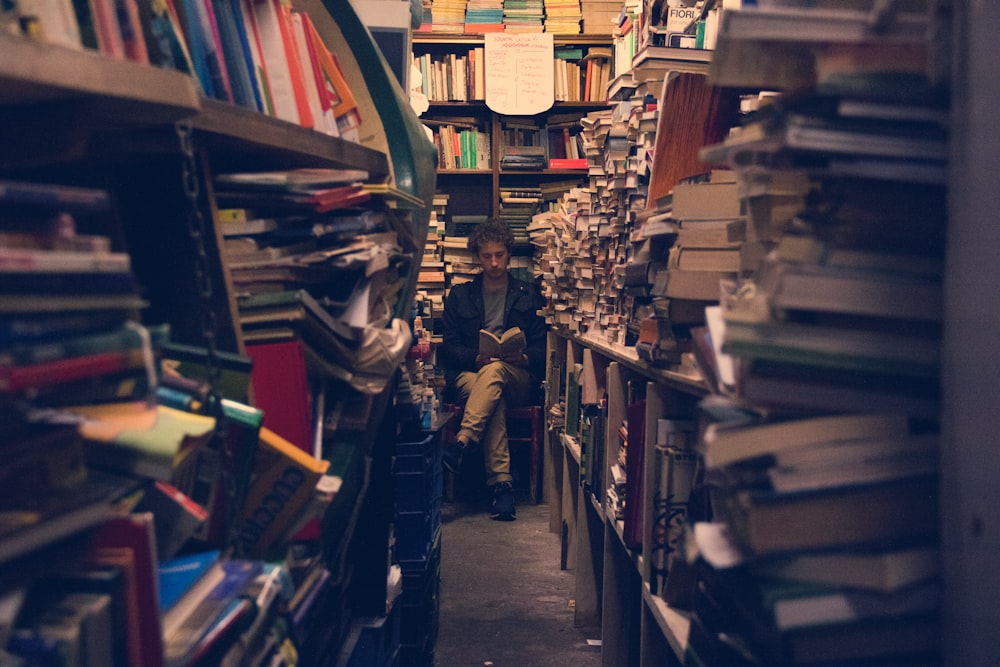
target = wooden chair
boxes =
[443,402,545,504]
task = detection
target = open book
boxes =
[479,327,526,359]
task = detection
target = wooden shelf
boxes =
[426,100,610,110]
[437,169,493,176]
[0,33,199,125]
[414,33,614,46]
[500,168,589,176]
[426,100,490,108]
[562,432,582,465]
[605,501,642,570]
[642,584,690,663]
[553,329,708,397]
[190,99,390,177]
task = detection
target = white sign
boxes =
[484,33,554,115]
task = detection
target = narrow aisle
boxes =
[434,491,602,666]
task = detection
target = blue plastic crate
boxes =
[395,432,436,459]
[394,511,432,562]
[345,602,401,667]
[393,465,442,512]
[395,513,441,566]
[400,552,440,650]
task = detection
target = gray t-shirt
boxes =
[483,285,506,335]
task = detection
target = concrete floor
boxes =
[433,489,602,667]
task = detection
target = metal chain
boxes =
[177,120,221,388]
[176,120,239,554]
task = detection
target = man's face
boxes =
[477,241,510,280]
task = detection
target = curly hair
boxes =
[467,219,513,256]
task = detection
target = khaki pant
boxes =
[454,361,533,486]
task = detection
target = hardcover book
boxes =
[478,326,525,359]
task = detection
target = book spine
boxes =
[0,248,131,272]
[0,348,146,393]
[273,0,312,128]
[0,323,147,367]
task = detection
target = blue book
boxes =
[212,0,257,109]
[162,558,263,667]
[158,549,222,614]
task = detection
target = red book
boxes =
[88,513,164,667]
[247,339,313,455]
[0,349,145,393]
[548,158,588,169]
[273,0,314,129]
[299,9,336,135]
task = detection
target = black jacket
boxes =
[439,273,547,389]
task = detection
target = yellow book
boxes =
[478,327,526,360]
[238,426,329,556]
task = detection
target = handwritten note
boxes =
[484,33,554,115]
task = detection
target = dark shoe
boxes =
[443,440,466,474]
[490,482,516,521]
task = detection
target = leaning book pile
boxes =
[665,5,947,666]
[216,167,415,397]
[0,177,356,666]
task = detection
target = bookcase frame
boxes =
[413,33,613,220]
[546,329,705,667]
[0,0,434,660]
[539,2,999,665]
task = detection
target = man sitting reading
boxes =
[439,220,547,521]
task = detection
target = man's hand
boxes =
[476,352,496,369]
[501,350,528,367]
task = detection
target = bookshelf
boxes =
[547,330,704,667]
[940,2,998,664]
[530,3,1000,667]
[0,0,435,664]
[413,33,613,222]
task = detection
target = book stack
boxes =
[464,0,504,32]
[538,178,588,208]
[431,192,451,228]
[690,412,941,666]
[499,186,543,244]
[418,208,447,315]
[216,167,413,395]
[543,0,581,34]
[499,118,548,169]
[502,0,545,32]
[630,43,712,85]
[440,214,486,287]
[440,236,479,287]
[0,180,154,409]
[158,550,262,667]
[611,0,642,79]
[445,213,487,238]
[580,0,621,35]
[644,0,721,50]
[705,100,948,419]
[656,171,746,303]
[428,0,469,32]
[422,193,450,309]
[682,6,946,665]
